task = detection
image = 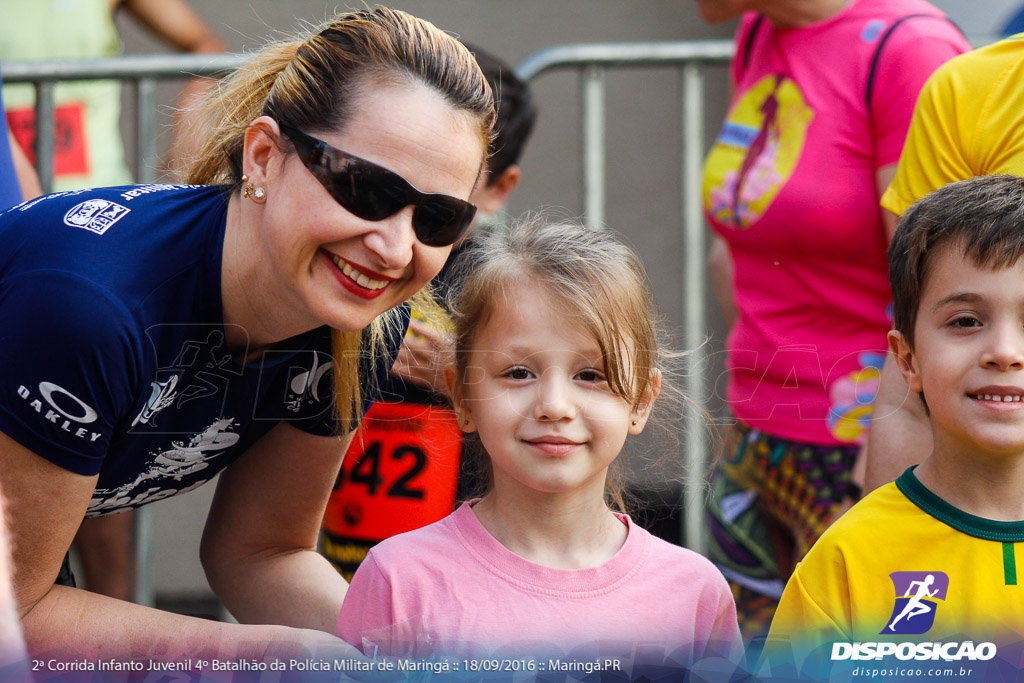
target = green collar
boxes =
[896,466,1024,542]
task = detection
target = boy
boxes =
[762,174,1024,678]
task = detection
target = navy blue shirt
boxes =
[0,184,405,516]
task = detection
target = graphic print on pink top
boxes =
[701,0,968,445]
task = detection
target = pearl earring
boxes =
[241,175,265,201]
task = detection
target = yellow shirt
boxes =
[763,468,1024,678]
[881,35,1024,216]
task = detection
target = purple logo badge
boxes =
[882,571,949,635]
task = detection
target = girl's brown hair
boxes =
[186,7,495,431]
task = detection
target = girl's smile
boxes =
[522,436,585,456]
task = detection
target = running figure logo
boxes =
[882,571,949,635]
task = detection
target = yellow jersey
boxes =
[881,35,1024,217]
[763,467,1024,679]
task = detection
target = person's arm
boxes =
[201,420,354,633]
[0,430,341,662]
[117,0,225,54]
[390,319,453,396]
[861,162,930,495]
[879,56,975,220]
[0,485,27,672]
[864,350,929,493]
[8,131,40,201]
[116,0,228,179]
[857,57,946,492]
[708,234,737,330]
[849,164,921,498]
[876,164,898,240]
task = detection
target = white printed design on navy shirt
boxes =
[63,199,130,234]
[286,352,334,413]
[86,417,238,516]
[132,374,180,427]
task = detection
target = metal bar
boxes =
[681,64,708,555]
[133,507,154,607]
[517,40,734,80]
[2,53,250,83]
[135,78,159,184]
[33,81,56,193]
[132,77,160,607]
[131,80,160,610]
[581,66,606,231]
[3,42,737,86]
[133,78,159,606]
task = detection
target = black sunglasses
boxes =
[279,124,477,248]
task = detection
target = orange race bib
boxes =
[322,401,463,579]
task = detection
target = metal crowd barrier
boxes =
[3,54,250,191]
[2,40,734,607]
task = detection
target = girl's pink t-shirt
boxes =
[337,502,741,666]
[701,0,968,445]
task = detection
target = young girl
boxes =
[337,220,741,669]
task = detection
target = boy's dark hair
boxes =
[464,43,537,185]
[890,174,1024,348]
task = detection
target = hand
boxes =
[274,626,365,661]
[391,320,453,396]
[233,625,367,670]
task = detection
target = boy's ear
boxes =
[470,165,521,216]
[445,366,477,433]
[629,369,662,436]
[888,330,923,393]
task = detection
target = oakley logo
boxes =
[17,382,102,442]
[34,382,97,423]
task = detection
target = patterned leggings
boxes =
[705,421,859,642]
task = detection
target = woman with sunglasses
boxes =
[0,7,493,665]
[696,0,968,645]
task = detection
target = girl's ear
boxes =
[446,366,477,433]
[628,369,662,436]
[888,330,923,393]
